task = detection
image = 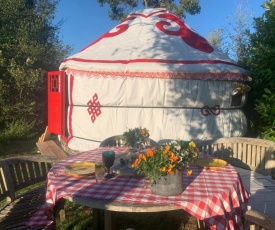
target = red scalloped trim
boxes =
[65,68,250,81]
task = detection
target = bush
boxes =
[254,88,275,141]
[0,119,37,145]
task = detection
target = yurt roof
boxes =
[60,8,250,82]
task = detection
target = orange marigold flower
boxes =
[168,151,174,157]
[162,164,174,174]
[132,159,139,168]
[186,170,193,176]
[136,153,146,163]
[146,148,155,157]
[167,152,178,162]
[164,145,170,152]
[140,129,149,135]
[168,164,174,170]
[160,167,168,172]
[170,155,178,162]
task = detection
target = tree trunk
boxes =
[144,0,148,8]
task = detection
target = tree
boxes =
[224,0,253,66]
[0,0,71,144]
[246,0,275,140]
[207,28,229,55]
[97,0,201,21]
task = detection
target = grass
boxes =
[115,210,199,230]
[2,137,201,230]
[55,201,93,230]
[0,136,40,158]
[55,200,199,230]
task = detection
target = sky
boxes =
[54,0,265,56]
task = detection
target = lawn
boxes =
[0,136,40,158]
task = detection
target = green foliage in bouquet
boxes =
[132,140,199,183]
[123,127,150,147]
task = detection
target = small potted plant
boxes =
[122,127,150,168]
[122,127,150,148]
[132,140,199,196]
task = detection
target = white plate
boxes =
[64,162,95,177]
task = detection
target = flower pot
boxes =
[150,171,184,196]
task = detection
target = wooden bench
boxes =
[196,137,275,179]
[0,155,56,230]
[196,137,275,230]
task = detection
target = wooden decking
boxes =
[36,140,68,161]
[36,126,68,161]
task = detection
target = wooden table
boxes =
[65,148,180,229]
[66,193,180,230]
[27,146,249,230]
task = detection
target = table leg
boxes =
[93,208,104,230]
[54,198,66,221]
[197,218,207,229]
[104,210,116,230]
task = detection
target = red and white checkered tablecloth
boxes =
[27,147,249,230]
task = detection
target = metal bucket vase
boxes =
[150,171,184,196]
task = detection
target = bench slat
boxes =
[195,137,275,230]
[21,163,29,184]
[0,156,56,229]
[197,137,275,178]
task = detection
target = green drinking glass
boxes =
[102,151,115,179]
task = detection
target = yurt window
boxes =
[231,93,243,107]
[230,84,250,107]
[49,74,60,92]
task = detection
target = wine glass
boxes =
[102,151,115,179]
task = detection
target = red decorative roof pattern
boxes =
[60,8,250,82]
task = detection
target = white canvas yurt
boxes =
[48,8,251,151]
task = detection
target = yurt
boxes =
[48,8,251,152]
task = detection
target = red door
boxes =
[48,71,65,135]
